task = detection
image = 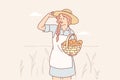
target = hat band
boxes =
[62,11,72,14]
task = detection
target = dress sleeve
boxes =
[44,24,50,32]
[44,24,57,33]
[44,24,57,37]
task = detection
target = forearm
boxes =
[37,14,50,30]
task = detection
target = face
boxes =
[56,14,69,26]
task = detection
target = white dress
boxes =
[44,24,76,77]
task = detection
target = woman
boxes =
[37,9,79,80]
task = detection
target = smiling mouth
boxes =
[59,21,63,24]
[59,22,66,26]
[60,23,66,26]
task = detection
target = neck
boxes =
[61,25,69,31]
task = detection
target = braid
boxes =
[56,23,61,42]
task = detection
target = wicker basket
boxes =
[61,34,83,56]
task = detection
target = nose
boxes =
[59,17,64,20]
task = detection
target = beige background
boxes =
[0,0,120,80]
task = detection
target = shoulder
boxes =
[69,28,75,34]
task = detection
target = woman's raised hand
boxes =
[47,11,55,18]
[37,11,55,31]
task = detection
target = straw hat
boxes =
[53,9,79,25]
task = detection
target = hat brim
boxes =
[53,11,79,25]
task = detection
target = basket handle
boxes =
[66,34,77,47]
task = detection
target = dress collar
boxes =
[60,27,71,35]
[60,27,70,31]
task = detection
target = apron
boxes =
[50,34,73,68]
